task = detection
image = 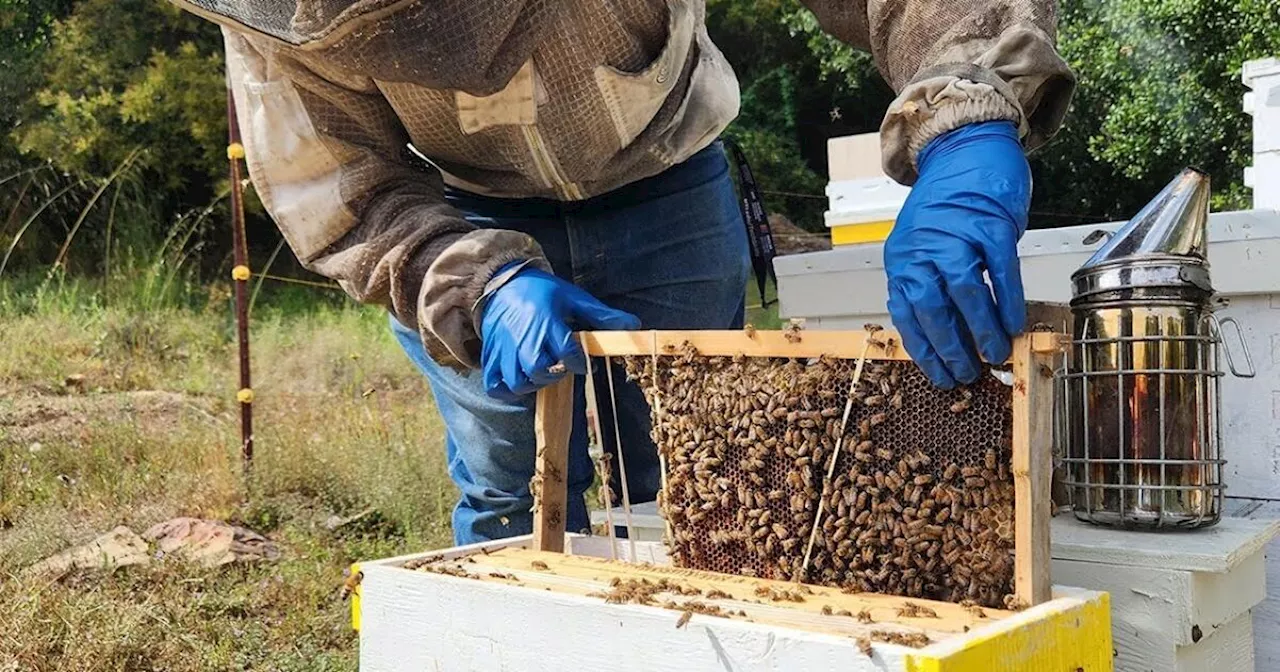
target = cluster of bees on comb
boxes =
[623,341,1018,609]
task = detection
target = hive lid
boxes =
[1071,168,1213,301]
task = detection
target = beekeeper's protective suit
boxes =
[173,0,1075,544]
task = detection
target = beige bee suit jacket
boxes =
[172,0,1074,368]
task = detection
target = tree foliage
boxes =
[707,0,891,227]
[0,0,74,163]
[781,0,1280,226]
[1044,0,1280,216]
[0,0,226,274]
[13,0,225,194]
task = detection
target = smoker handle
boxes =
[1209,314,1256,378]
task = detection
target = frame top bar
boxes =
[580,329,910,360]
[580,329,1066,361]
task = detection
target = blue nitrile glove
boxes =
[479,264,640,400]
[884,120,1031,389]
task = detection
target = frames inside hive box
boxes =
[532,328,1062,610]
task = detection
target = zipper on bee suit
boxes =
[521,125,583,201]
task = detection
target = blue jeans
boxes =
[392,141,750,545]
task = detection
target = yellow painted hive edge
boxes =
[831,220,895,245]
[903,589,1112,672]
[350,562,362,632]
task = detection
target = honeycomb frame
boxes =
[532,329,1060,609]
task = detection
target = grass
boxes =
[1,283,452,670]
[1,275,775,670]
[746,277,782,330]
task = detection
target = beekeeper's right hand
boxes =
[478,264,640,400]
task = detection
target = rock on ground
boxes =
[24,518,279,578]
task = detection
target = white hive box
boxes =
[594,506,1279,672]
[824,133,911,245]
[354,534,1113,672]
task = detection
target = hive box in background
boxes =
[823,133,911,245]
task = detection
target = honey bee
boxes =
[339,570,363,601]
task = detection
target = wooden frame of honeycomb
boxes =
[531,328,1063,609]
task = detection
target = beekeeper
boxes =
[174,0,1075,544]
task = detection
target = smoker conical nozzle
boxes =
[1078,168,1210,269]
[1071,168,1214,302]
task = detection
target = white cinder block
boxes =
[1229,500,1280,671]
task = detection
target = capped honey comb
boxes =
[623,345,1015,608]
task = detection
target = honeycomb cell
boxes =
[620,347,1015,608]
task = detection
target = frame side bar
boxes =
[1012,334,1059,606]
[532,376,575,552]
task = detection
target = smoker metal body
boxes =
[1062,304,1236,528]
[1061,169,1254,530]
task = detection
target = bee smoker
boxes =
[1061,168,1254,529]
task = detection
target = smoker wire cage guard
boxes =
[1058,313,1253,530]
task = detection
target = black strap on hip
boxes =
[723,138,777,308]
